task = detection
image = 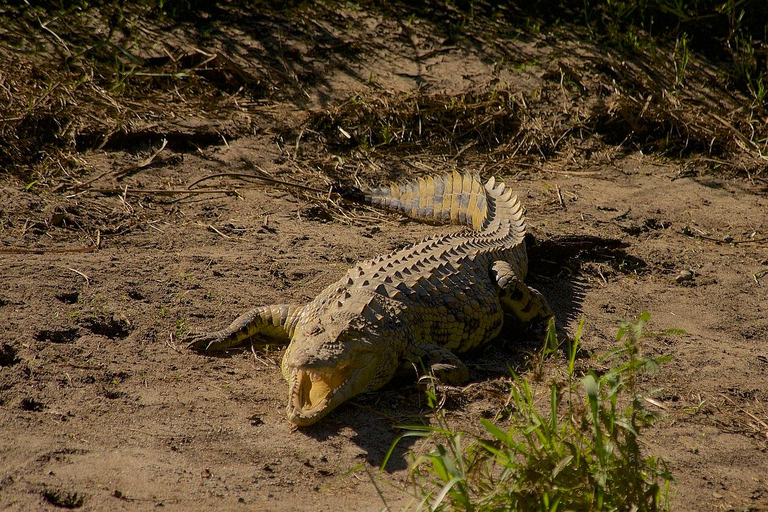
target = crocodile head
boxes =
[281,316,397,426]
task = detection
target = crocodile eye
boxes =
[308,326,324,336]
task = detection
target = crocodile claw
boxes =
[184,332,226,352]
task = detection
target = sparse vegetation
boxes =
[583,0,768,107]
[1,0,766,186]
[386,314,673,511]
[0,0,261,182]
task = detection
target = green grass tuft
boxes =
[386,313,673,511]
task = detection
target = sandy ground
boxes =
[1,2,767,510]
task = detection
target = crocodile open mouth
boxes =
[288,365,354,425]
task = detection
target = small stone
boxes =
[675,270,694,283]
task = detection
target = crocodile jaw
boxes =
[286,364,358,426]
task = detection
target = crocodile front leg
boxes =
[406,343,470,385]
[185,304,303,352]
[491,260,554,323]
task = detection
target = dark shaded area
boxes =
[368,0,767,92]
[526,233,646,328]
[7,111,68,162]
[528,233,648,277]
[20,397,45,412]
[74,128,229,153]
[55,291,80,304]
[35,328,80,344]
[308,90,521,153]
[126,289,145,301]
[145,52,268,95]
[299,387,423,472]
[101,388,127,399]
[527,233,628,263]
[79,316,131,339]
[0,343,19,367]
[36,448,87,463]
[591,97,730,157]
[41,488,85,509]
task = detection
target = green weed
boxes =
[674,33,690,87]
[175,318,187,339]
[385,313,673,511]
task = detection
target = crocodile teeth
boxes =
[292,366,353,413]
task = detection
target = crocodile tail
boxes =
[482,175,526,239]
[362,171,490,230]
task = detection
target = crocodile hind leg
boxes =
[491,260,554,323]
[185,304,302,352]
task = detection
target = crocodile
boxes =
[185,171,554,426]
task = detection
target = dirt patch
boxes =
[1,2,767,511]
